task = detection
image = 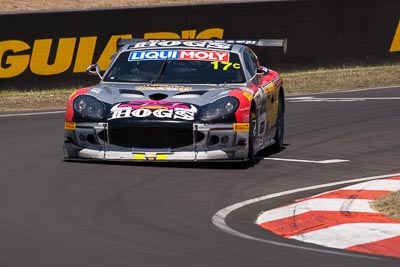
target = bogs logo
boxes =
[110,100,198,121]
[0,28,224,78]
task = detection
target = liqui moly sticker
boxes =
[128,50,229,62]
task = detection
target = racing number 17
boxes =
[211,61,241,71]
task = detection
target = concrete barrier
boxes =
[0,0,399,89]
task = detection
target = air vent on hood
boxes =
[149,93,168,100]
[172,90,208,99]
[119,89,145,97]
[175,90,208,96]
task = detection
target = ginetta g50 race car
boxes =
[64,39,286,164]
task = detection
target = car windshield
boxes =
[103,49,246,84]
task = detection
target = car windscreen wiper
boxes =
[150,58,169,84]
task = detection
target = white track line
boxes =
[0,110,65,118]
[287,96,400,103]
[264,158,349,164]
[212,172,400,260]
[287,85,400,97]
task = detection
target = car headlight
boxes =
[200,97,239,121]
[73,95,106,119]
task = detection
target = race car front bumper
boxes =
[64,122,251,162]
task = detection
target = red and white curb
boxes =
[256,176,400,258]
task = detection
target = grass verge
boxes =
[282,64,400,95]
[372,191,400,220]
[0,89,75,112]
[2,64,400,112]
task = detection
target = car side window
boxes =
[243,48,258,81]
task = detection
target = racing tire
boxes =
[247,115,257,166]
[272,94,285,151]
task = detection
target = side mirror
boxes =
[86,64,103,79]
[256,66,270,76]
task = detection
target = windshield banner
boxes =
[128,50,230,62]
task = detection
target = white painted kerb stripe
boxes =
[343,179,400,191]
[290,223,400,249]
[257,178,400,224]
[256,198,376,224]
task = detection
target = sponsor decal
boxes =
[129,50,179,60]
[90,88,103,94]
[273,76,283,88]
[262,82,275,93]
[128,50,229,62]
[0,28,224,78]
[210,61,241,70]
[110,100,198,121]
[155,154,168,160]
[135,85,192,91]
[133,153,146,160]
[64,121,76,130]
[180,50,229,61]
[133,153,168,160]
[242,91,253,101]
[132,40,230,50]
[233,123,249,132]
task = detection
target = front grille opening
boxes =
[86,134,97,145]
[99,126,205,149]
[98,131,108,142]
[149,93,168,100]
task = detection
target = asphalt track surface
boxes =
[0,87,400,267]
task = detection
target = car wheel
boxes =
[273,94,285,151]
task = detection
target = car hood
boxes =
[85,82,249,106]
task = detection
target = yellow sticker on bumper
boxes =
[133,153,168,160]
[156,154,168,160]
[233,123,249,131]
[133,154,145,160]
[64,121,76,130]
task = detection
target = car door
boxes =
[243,48,276,137]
